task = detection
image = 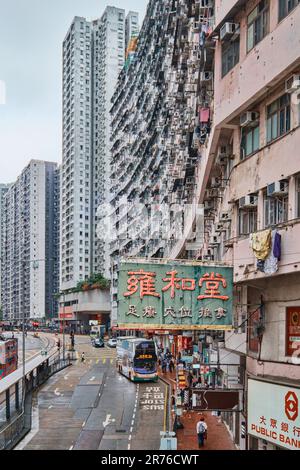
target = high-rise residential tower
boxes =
[1,160,60,322]
[0,183,11,310]
[61,7,139,292]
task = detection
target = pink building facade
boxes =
[174,0,300,450]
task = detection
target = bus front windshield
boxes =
[133,342,157,374]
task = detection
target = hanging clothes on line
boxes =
[251,229,272,261]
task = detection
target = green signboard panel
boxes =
[117,260,233,330]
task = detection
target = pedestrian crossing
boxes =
[75,347,116,366]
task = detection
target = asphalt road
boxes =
[16,338,166,450]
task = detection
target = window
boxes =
[266,94,291,143]
[247,0,269,52]
[222,38,240,77]
[239,208,258,235]
[241,125,260,159]
[279,0,300,21]
[296,175,300,218]
[264,192,288,226]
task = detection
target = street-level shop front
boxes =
[248,378,300,450]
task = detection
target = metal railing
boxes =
[0,356,71,450]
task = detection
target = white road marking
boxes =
[48,405,53,409]
[103,414,116,428]
[89,376,95,382]
[82,421,86,428]
[54,388,61,396]
[127,444,131,450]
[130,427,133,433]
[69,445,74,451]
[129,435,132,441]
[131,420,134,426]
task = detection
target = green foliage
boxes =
[59,273,110,297]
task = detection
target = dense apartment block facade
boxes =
[110,0,215,321]
[110,0,300,451]
[0,184,11,309]
[1,160,60,322]
[61,8,139,292]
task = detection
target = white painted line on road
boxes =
[89,376,96,382]
[133,413,136,420]
[82,421,86,428]
[129,435,132,441]
[130,427,133,433]
[131,420,134,426]
[127,444,131,450]
[54,388,61,396]
[48,405,53,409]
[69,445,74,451]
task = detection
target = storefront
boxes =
[248,378,300,450]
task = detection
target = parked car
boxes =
[107,338,117,348]
[92,338,105,348]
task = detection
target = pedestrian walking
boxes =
[161,358,167,373]
[196,417,208,448]
[187,372,193,387]
[169,359,175,373]
[81,352,85,363]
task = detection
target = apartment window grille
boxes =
[222,38,240,77]
[247,0,269,52]
[241,125,260,159]
[264,192,288,226]
[296,175,300,218]
[266,94,291,143]
[239,208,258,235]
[279,0,300,20]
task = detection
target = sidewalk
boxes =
[177,410,236,451]
[158,369,236,451]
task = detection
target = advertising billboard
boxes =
[248,379,300,450]
[286,307,300,357]
[117,260,233,330]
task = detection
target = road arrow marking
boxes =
[103,414,116,428]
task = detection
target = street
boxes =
[15,336,165,450]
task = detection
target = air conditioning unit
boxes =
[200,71,213,82]
[220,212,231,222]
[240,111,259,128]
[200,0,213,8]
[285,74,300,94]
[267,180,288,197]
[239,195,258,209]
[220,23,239,41]
[215,223,225,233]
[209,235,220,245]
[211,177,221,188]
[204,200,213,210]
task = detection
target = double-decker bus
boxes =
[116,338,158,382]
[0,338,18,380]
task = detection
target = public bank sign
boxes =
[117,260,233,330]
[248,379,300,450]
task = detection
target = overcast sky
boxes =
[0,0,148,183]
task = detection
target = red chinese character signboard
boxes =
[118,261,233,330]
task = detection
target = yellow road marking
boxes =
[102,359,106,364]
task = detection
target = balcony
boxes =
[214,4,300,126]
[233,220,300,283]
